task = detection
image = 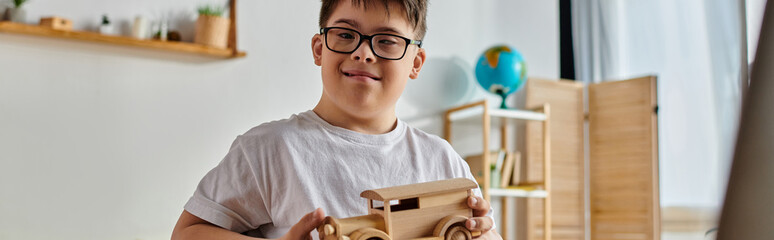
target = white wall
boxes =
[0,1,557,239]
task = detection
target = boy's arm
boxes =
[171,209,326,240]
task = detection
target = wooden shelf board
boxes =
[489,188,548,198]
[448,105,547,122]
[0,21,246,59]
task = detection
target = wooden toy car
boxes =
[317,178,480,240]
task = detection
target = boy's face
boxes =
[312,1,426,120]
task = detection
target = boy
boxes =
[171,1,501,239]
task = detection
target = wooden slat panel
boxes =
[525,78,585,240]
[588,76,660,240]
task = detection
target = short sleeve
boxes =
[184,136,271,233]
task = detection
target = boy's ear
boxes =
[409,48,426,79]
[312,34,323,66]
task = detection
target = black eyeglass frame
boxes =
[319,27,423,60]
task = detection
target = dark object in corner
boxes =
[153,30,181,42]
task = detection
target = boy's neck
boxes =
[312,100,398,135]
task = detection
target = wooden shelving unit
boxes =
[444,99,551,240]
[0,21,245,58]
[0,0,245,59]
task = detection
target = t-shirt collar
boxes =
[301,110,406,145]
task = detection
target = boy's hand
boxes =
[279,208,325,240]
[466,196,503,240]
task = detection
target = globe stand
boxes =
[496,89,508,109]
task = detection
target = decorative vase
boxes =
[7,7,27,23]
[100,25,114,35]
[132,16,150,39]
[194,15,230,48]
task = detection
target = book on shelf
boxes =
[500,151,515,188]
[504,151,521,187]
[490,150,505,188]
[465,150,518,189]
[464,151,497,186]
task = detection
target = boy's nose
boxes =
[350,40,376,63]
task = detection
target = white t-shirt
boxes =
[184,110,485,238]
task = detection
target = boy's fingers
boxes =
[287,208,325,240]
[301,208,325,231]
[466,216,494,232]
[468,196,491,217]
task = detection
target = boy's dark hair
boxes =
[319,0,428,40]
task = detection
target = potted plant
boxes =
[5,0,29,23]
[194,4,230,48]
[98,14,114,35]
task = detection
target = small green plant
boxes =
[12,0,29,8]
[197,4,226,17]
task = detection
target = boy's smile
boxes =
[342,68,382,82]
[312,1,426,134]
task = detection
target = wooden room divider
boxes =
[523,76,660,240]
[588,76,660,240]
[525,79,585,240]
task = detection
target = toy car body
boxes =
[317,178,479,240]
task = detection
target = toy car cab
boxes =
[318,178,479,240]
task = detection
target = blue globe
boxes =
[475,45,527,109]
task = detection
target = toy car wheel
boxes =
[444,224,472,240]
[348,227,391,240]
[433,215,472,240]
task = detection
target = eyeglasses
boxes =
[320,27,423,60]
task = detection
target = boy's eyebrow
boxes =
[331,18,406,36]
[332,19,361,29]
[373,27,404,36]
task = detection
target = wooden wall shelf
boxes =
[0,21,246,59]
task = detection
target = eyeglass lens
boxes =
[325,28,407,59]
